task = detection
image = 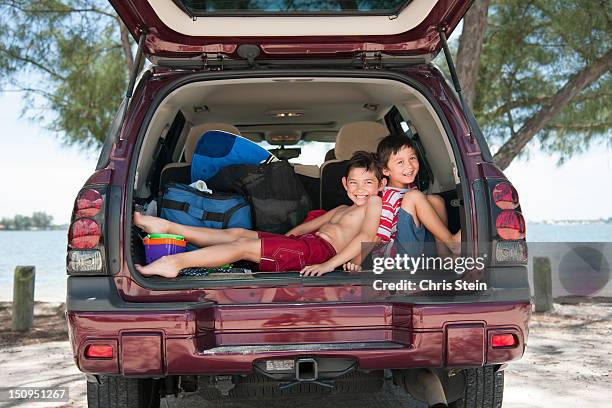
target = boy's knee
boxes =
[232,237,252,248]
[234,237,260,260]
[401,190,425,208]
[427,194,445,209]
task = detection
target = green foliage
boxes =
[475,0,611,159]
[0,211,54,230]
[0,0,129,148]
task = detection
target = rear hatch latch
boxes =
[360,52,383,70]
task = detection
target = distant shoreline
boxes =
[527,219,612,225]
[0,226,68,231]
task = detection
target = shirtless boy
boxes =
[133,151,383,278]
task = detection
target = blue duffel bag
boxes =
[190,130,273,182]
[160,183,252,249]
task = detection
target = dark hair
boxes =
[345,151,383,181]
[376,134,416,168]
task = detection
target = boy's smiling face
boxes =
[342,167,383,206]
[383,145,419,188]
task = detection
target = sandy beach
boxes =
[1,300,610,408]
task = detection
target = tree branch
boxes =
[545,122,612,131]
[0,46,66,81]
[493,48,612,169]
[0,2,117,19]
[488,90,612,119]
[0,85,70,108]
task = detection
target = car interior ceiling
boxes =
[130,77,462,273]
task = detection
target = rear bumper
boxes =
[68,301,530,376]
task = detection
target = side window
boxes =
[146,111,186,197]
[384,106,433,191]
[96,97,127,170]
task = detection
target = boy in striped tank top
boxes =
[375,135,461,257]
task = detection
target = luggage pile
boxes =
[158,130,312,248]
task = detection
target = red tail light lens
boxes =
[85,344,113,358]
[492,182,519,210]
[491,334,517,348]
[496,210,526,240]
[69,218,100,249]
[76,189,103,217]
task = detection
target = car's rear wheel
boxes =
[448,366,503,408]
[87,375,160,408]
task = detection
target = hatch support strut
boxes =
[126,30,147,99]
[438,28,475,143]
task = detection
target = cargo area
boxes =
[128,75,465,282]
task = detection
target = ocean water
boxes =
[526,223,612,242]
[0,230,68,302]
[1,224,611,301]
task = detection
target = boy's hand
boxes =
[343,262,362,272]
[300,262,334,277]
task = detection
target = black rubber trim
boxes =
[472,179,492,260]
[107,185,122,275]
[124,67,474,291]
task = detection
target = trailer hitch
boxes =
[278,357,336,391]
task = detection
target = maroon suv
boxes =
[66,1,530,407]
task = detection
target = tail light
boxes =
[496,210,526,240]
[67,187,106,275]
[69,218,100,249]
[75,189,103,217]
[491,333,518,348]
[492,182,519,210]
[490,180,527,264]
[85,344,114,359]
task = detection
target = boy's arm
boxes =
[285,206,342,236]
[343,235,382,271]
[301,196,382,277]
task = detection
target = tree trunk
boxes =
[119,20,134,74]
[493,48,612,170]
[456,0,491,108]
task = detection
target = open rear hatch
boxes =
[109,0,470,60]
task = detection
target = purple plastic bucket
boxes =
[144,236,186,264]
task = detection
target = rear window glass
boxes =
[259,141,334,165]
[174,0,411,16]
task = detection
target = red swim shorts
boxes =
[257,232,337,272]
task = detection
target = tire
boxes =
[448,366,503,408]
[87,375,160,408]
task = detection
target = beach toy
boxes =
[144,234,187,264]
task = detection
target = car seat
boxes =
[319,121,388,210]
[158,123,241,191]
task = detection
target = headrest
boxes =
[334,121,388,161]
[184,123,241,162]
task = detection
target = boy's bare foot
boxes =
[446,230,462,255]
[133,212,170,234]
[135,256,181,278]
